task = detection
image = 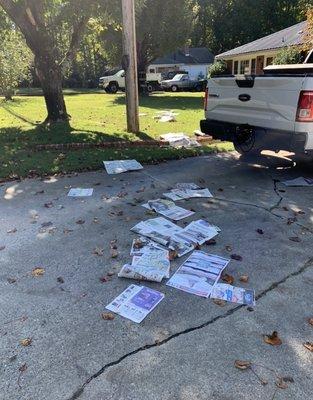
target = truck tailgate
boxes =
[207,76,305,132]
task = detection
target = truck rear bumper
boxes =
[200,119,308,154]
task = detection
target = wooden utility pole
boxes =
[121,0,139,133]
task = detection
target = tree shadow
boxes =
[112,93,203,110]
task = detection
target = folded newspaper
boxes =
[211,283,255,306]
[282,177,313,187]
[166,251,230,297]
[130,237,165,256]
[160,133,200,148]
[103,160,143,174]
[131,217,220,257]
[163,182,213,200]
[142,199,195,221]
[118,248,170,283]
[106,284,164,323]
[68,188,93,197]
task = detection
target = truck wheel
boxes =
[233,127,260,155]
[147,83,154,93]
[171,85,179,92]
[108,82,118,94]
[195,84,202,92]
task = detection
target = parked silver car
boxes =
[161,74,205,92]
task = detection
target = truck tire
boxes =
[108,82,119,94]
[147,83,154,93]
[233,127,260,155]
[171,85,179,92]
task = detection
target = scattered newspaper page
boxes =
[174,183,200,190]
[211,283,255,306]
[68,188,93,197]
[130,237,165,256]
[118,248,170,282]
[282,177,313,187]
[173,219,219,246]
[142,199,195,221]
[166,251,230,297]
[103,160,143,174]
[163,187,213,200]
[106,284,164,323]
[131,217,182,246]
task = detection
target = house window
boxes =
[240,60,250,74]
[233,60,239,75]
[266,57,273,66]
[251,59,256,74]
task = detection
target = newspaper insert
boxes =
[167,251,230,297]
[130,237,165,256]
[211,283,255,306]
[68,188,93,197]
[118,248,170,282]
[103,160,143,174]
[106,284,164,323]
[163,182,213,200]
[143,199,195,221]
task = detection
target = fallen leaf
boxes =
[213,299,226,307]
[225,245,232,252]
[110,249,118,258]
[234,360,251,370]
[63,228,73,234]
[93,247,104,256]
[303,342,313,352]
[7,277,16,284]
[287,217,297,225]
[222,273,234,284]
[7,228,17,234]
[169,250,178,261]
[231,254,242,261]
[136,187,145,193]
[20,338,32,347]
[206,238,216,245]
[110,240,117,249]
[99,276,109,283]
[57,277,64,284]
[263,331,282,346]
[93,217,99,223]
[282,376,294,383]
[289,237,301,243]
[41,222,53,228]
[44,202,53,208]
[217,188,224,192]
[308,317,313,326]
[76,219,85,225]
[275,377,288,389]
[282,206,289,211]
[256,229,264,235]
[101,312,115,320]
[35,190,44,195]
[19,363,27,372]
[0,246,6,251]
[107,271,115,277]
[31,267,45,277]
[240,275,249,283]
[297,210,305,215]
[133,238,144,249]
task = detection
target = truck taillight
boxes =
[296,91,313,122]
[204,88,208,111]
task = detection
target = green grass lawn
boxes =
[0,91,233,179]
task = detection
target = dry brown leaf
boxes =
[222,273,234,285]
[7,228,17,234]
[213,299,226,307]
[206,238,216,245]
[263,331,282,346]
[76,219,85,225]
[110,249,118,258]
[101,312,115,321]
[289,236,301,243]
[225,245,232,252]
[234,360,251,370]
[240,275,249,283]
[275,377,288,389]
[169,250,178,261]
[0,245,6,251]
[303,342,313,352]
[57,277,64,284]
[20,338,32,347]
[63,228,73,234]
[287,217,297,225]
[133,239,144,249]
[256,229,264,235]
[19,363,27,372]
[308,317,313,326]
[93,247,104,256]
[231,254,243,261]
[44,202,53,208]
[93,217,99,223]
[31,267,45,277]
[107,271,115,277]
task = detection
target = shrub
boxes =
[208,60,228,77]
[273,47,302,65]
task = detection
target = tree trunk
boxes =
[35,55,69,124]
[4,89,13,101]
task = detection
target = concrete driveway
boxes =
[1,152,312,400]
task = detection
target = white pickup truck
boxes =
[200,63,313,157]
[99,69,162,93]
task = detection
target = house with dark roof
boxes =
[216,21,306,75]
[148,47,214,79]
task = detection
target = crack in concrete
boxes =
[67,257,313,400]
